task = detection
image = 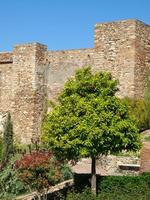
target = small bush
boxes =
[15,151,61,191]
[15,150,73,192]
[122,97,149,131]
[66,188,96,200]
[61,163,73,180]
[0,155,28,199]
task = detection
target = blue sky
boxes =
[0,0,150,52]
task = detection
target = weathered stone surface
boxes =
[140,142,150,173]
[0,112,7,135]
[94,19,150,98]
[0,19,150,143]
[45,48,94,100]
[0,52,13,64]
[71,156,140,176]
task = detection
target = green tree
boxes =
[1,113,14,166]
[42,67,141,194]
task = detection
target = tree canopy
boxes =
[42,67,141,160]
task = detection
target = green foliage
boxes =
[144,135,150,142]
[0,155,29,199]
[42,67,141,160]
[15,151,73,192]
[144,73,150,128]
[122,97,149,131]
[2,113,14,164]
[98,175,150,200]
[0,136,3,161]
[61,163,73,180]
[99,175,150,194]
[121,71,150,132]
[113,150,140,157]
[0,150,72,199]
[66,188,97,200]
[66,174,150,200]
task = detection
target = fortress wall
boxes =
[11,43,47,143]
[0,52,13,64]
[94,20,136,98]
[0,62,13,113]
[44,19,150,104]
[0,19,150,143]
[135,21,150,98]
[45,48,94,100]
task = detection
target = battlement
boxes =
[0,19,150,143]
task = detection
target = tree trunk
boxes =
[91,156,96,195]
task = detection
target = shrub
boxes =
[66,188,97,200]
[144,135,150,142]
[15,150,72,192]
[98,174,150,199]
[16,151,59,191]
[61,163,73,180]
[122,97,149,131]
[66,174,150,200]
[99,175,150,194]
[0,155,28,199]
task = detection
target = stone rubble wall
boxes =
[0,63,13,113]
[135,21,150,98]
[0,43,47,143]
[94,20,136,98]
[97,155,140,175]
[11,43,47,143]
[45,48,94,100]
[71,156,140,176]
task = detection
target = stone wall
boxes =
[71,156,140,176]
[0,19,150,143]
[0,44,47,143]
[0,63,13,113]
[135,20,150,98]
[11,43,47,143]
[94,20,150,98]
[97,155,140,175]
[94,20,136,98]
[140,142,150,173]
[0,53,13,114]
[44,20,150,101]
[45,48,94,100]
[0,113,7,135]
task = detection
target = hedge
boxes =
[66,173,150,200]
